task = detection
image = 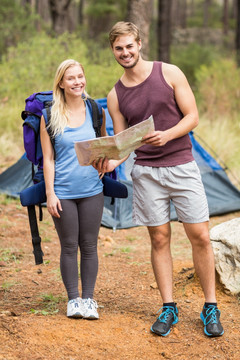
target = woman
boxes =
[40,59,106,319]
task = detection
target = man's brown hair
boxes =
[109,21,141,47]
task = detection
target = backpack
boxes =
[20,91,128,265]
[21,91,102,183]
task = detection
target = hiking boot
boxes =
[67,297,85,318]
[200,305,224,337]
[82,298,99,320]
[151,305,178,336]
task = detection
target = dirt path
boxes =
[0,197,239,360]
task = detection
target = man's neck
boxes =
[121,59,153,87]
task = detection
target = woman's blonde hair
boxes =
[109,21,141,48]
[50,59,87,136]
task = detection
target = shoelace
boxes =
[69,299,81,309]
[84,298,98,309]
[157,306,177,323]
[204,306,220,325]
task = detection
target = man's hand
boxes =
[142,130,171,147]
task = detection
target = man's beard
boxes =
[117,54,139,69]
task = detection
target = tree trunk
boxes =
[236,0,240,66]
[126,0,153,60]
[78,0,85,25]
[172,0,187,29]
[189,0,195,17]
[35,0,51,31]
[49,0,72,35]
[223,0,229,35]
[157,0,172,63]
[203,0,211,27]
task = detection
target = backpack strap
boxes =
[46,106,55,151]
[27,205,44,265]
[43,98,103,153]
[86,98,103,138]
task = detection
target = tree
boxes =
[49,0,72,35]
[171,0,187,29]
[84,0,127,40]
[78,0,85,25]
[223,0,229,35]
[203,0,212,27]
[157,0,172,62]
[35,0,51,31]
[126,0,153,60]
[0,0,37,59]
[236,0,240,66]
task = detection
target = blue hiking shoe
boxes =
[200,305,224,337]
[151,305,178,336]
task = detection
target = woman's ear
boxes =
[59,81,64,89]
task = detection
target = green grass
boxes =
[196,116,240,187]
[120,247,132,254]
[0,248,23,263]
[1,280,18,291]
[30,293,66,316]
[42,237,52,243]
[126,235,138,242]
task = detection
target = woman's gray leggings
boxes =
[52,192,104,300]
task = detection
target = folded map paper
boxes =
[75,115,154,166]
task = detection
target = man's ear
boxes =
[138,39,142,51]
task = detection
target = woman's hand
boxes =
[92,157,118,175]
[46,193,62,218]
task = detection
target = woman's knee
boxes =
[60,237,78,254]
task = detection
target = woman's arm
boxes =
[40,116,62,218]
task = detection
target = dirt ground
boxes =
[0,196,239,360]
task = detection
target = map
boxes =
[74,116,154,166]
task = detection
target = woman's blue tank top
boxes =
[45,105,103,199]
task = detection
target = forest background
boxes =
[0,0,240,188]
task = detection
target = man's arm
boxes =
[100,109,107,137]
[143,63,199,146]
[107,87,129,134]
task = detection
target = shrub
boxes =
[195,58,240,122]
[171,43,219,88]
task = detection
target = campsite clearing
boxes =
[0,197,239,360]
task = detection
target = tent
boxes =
[1,97,240,230]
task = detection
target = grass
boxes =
[104,251,115,257]
[1,281,18,291]
[126,235,138,242]
[0,194,19,205]
[30,293,65,316]
[0,248,23,263]
[120,247,132,254]
[42,237,52,243]
[196,116,240,188]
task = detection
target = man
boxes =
[94,21,224,337]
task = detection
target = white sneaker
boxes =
[67,297,85,318]
[82,298,99,320]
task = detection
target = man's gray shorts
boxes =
[131,161,209,226]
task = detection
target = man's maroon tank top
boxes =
[114,61,194,167]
